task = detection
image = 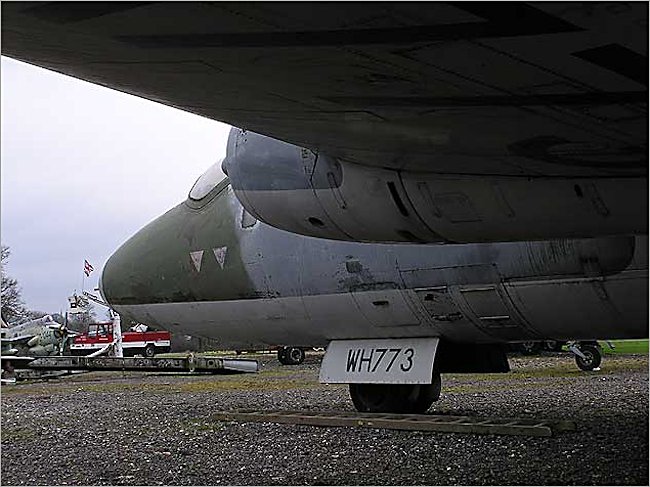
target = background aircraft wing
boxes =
[1,335,34,346]
[2,2,647,176]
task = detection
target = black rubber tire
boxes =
[282,347,305,365]
[411,370,442,413]
[575,344,602,371]
[277,347,288,364]
[143,344,156,358]
[349,371,441,414]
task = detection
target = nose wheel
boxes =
[349,370,441,414]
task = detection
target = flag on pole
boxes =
[84,259,94,277]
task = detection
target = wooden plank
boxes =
[211,409,575,437]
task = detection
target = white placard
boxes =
[319,337,439,384]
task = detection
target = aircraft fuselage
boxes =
[101,181,648,349]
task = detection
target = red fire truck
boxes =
[70,322,171,357]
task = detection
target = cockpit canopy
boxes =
[189,159,226,201]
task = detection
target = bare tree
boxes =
[26,310,49,321]
[1,245,28,323]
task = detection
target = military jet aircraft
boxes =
[1,314,76,357]
[2,2,647,412]
[98,129,647,412]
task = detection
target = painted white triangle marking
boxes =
[213,246,228,270]
[190,250,204,272]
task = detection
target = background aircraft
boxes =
[2,3,647,412]
[1,314,76,357]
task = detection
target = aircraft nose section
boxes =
[98,258,129,309]
[98,268,107,304]
[100,221,164,308]
[100,191,252,318]
[99,242,136,308]
[99,207,179,309]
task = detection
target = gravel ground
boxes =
[1,352,647,486]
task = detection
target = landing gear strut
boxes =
[569,341,602,371]
[349,370,441,414]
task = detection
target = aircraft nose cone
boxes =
[99,200,205,309]
[99,249,127,308]
[100,229,153,308]
[100,188,250,316]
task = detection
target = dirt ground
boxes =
[1,352,648,485]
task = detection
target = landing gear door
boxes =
[455,285,536,340]
[350,286,423,327]
[415,286,466,323]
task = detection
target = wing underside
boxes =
[2,2,647,176]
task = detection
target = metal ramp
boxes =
[210,409,576,437]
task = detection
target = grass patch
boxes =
[55,374,317,394]
[602,339,648,355]
[446,357,647,382]
[0,368,312,396]
[445,364,579,382]
[443,358,648,394]
[1,427,36,441]
[0,372,314,396]
[0,383,69,395]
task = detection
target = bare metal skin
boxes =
[100,131,647,413]
[101,176,647,350]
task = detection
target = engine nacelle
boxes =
[223,129,647,244]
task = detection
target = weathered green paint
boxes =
[102,180,256,305]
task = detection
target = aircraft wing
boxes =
[1,336,32,358]
[1,2,646,176]
[1,335,33,346]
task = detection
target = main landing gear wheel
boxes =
[575,344,602,371]
[349,370,441,414]
[277,347,305,365]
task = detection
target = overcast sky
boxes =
[1,56,231,315]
